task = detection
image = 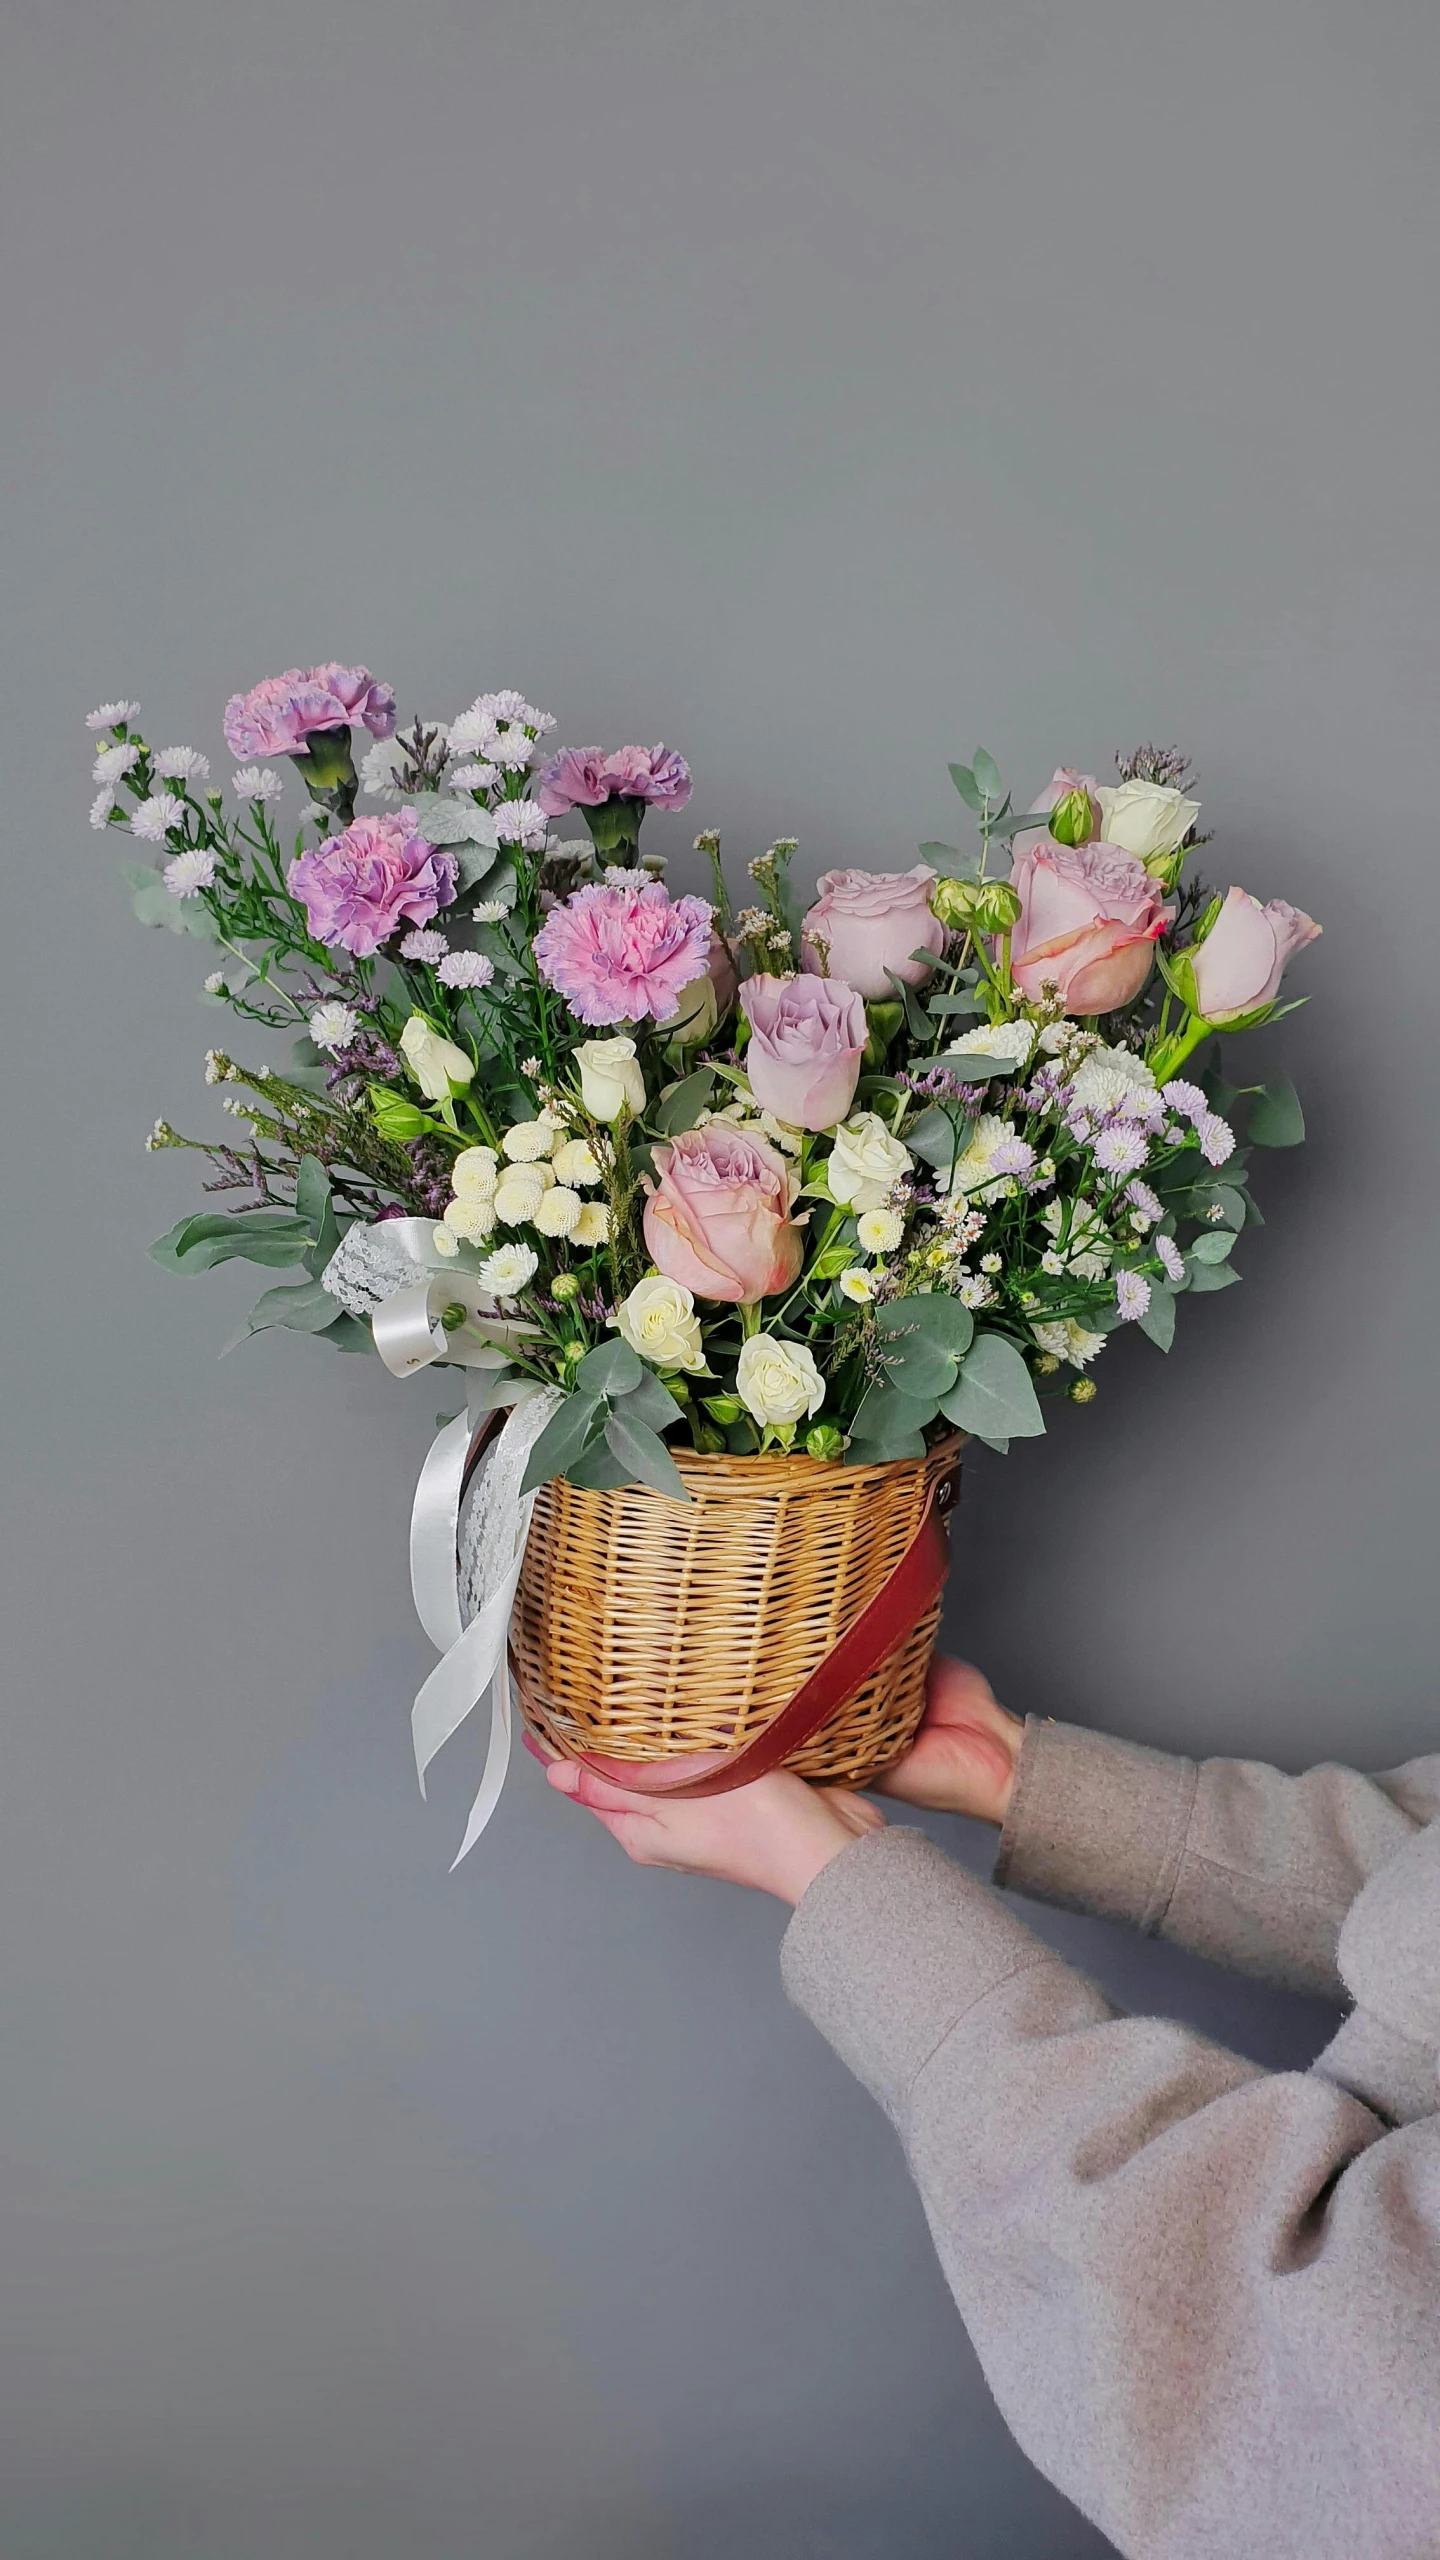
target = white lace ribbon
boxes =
[323,1217,558,1866]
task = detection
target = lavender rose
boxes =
[643,1123,803,1304]
[223,664,397,761]
[800,865,944,999]
[288,809,457,958]
[1009,838,1167,1014]
[740,972,867,1132]
[1182,886,1321,1023]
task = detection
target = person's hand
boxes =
[872,1656,1024,1826]
[527,1737,884,1905]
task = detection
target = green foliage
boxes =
[654,1067,716,1135]
[151,1209,311,1272]
[122,863,219,939]
[940,1331,1045,1442]
[1245,1079,1305,1147]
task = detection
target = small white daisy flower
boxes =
[478,1242,539,1299]
[436,950,495,991]
[132,794,187,843]
[838,1268,876,1304]
[89,788,116,829]
[151,747,210,782]
[400,929,448,963]
[232,766,283,804]
[492,798,548,850]
[308,1002,359,1054]
[979,1252,1002,1275]
[86,700,141,733]
[93,742,139,785]
[469,897,513,924]
[202,970,227,996]
[163,846,216,897]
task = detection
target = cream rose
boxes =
[613,1275,708,1374]
[736,1332,825,1428]
[577,1035,647,1123]
[1094,778,1201,865]
[826,1112,913,1212]
[399,1014,474,1101]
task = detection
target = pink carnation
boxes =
[537,743,692,817]
[223,664,397,760]
[533,879,713,1026]
[288,809,456,957]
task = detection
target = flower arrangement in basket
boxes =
[89,671,1319,1852]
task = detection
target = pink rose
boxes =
[740,972,867,1131]
[643,1124,804,1304]
[800,865,944,999]
[1185,886,1322,1023]
[1009,838,1168,1014]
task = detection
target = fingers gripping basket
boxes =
[510,1434,962,1789]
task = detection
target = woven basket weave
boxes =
[510,1433,961,1788]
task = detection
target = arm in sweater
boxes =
[994,1716,1440,1999]
[782,1828,1440,2560]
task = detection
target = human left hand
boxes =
[527,1737,884,1905]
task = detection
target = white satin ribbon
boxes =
[368,1218,541,1381]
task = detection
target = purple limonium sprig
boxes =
[326,1028,402,1099]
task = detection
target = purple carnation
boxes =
[533,878,713,1026]
[288,809,456,958]
[537,743,692,818]
[223,664,397,760]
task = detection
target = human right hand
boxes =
[872,1656,1024,1827]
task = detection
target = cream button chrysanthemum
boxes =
[501,1117,559,1163]
[451,1145,500,1200]
[838,1268,876,1304]
[736,1333,825,1428]
[431,1226,461,1259]
[533,1185,583,1239]
[613,1275,707,1375]
[551,1137,602,1188]
[443,1196,498,1243]
[571,1201,611,1248]
[856,1207,904,1255]
[494,1163,554,1225]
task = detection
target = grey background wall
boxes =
[3,2,1437,2554]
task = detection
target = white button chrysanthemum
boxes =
[232,766,284,804]
[431,1226,461,1259]
[451,1146,500,1200]
[856,1207,904,1255]
[151,747,211,782]
[501,1118,559,1163]
[308,1002,359,1054]
[534,1185,583,1239]
[1069,1045,1156,1117]
[478,1242,539,1300]
[571,1201,611,1248]
[551,1137,602,1188]
[163,846,217,897]
[86,700,141,732]
[443,1197,498,1243]
[494,1164,554,1226]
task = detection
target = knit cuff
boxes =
[994,1717,1198,1935]
[781,1826,1054,2121]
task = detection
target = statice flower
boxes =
[89,788,115,829]
[1156,1234,1185,1283]
[93,742,139,785]
[492,798,548,850]
[1094,1123,1150,1177]
[288,809,457,957]
[533,878,713,1026]
[437,949,496,991]
[1161,1079,1208,1124]
[1115,1269,1152,1322]
[1198,1113,1235,1166]
[132,794,187,843]
[223,664,397,760]
[232,766,283,803]
[164,846,217,897]
[537,743,692,817]
[400,928,448,962]
[86,699,141,732]
[151,747,211,782]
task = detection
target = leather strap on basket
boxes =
[567,1465,961,1800]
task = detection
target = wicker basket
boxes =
[510,1433,961,1788]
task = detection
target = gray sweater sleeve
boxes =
[782,1828,1440,2560]
[994,1716,1439,1999]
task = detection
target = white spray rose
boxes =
[399,1014,474,1101]
[736,1333,825,1428]
[1094,778,1200,864]
[826,1112,913,1212]
[576,1035,647,1123]
[613,1275,708,1375]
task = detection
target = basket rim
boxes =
[536,1428,964,1499]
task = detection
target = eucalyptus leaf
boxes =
[940,1331,1046,1440]
[884,967,933,1042]
[843,1429,929,1467]
[454,842,503,892]
[851,1380,942,1446]
[1184,1257,1241,1293]
[614,1368,687,1434]
[320,1313,378,1353]
[1246,1079,1305,1147]
[564,1439,639,1491]
[406,792,501,848]
[122,862,220,939]
[603,1407,690,1501]
[905,1105,968,1175]
[876,1295,974,1358]
[574,1339,643,1397]
[970,1434,1010,1456]
[655,1067,716,1135]
[919,840,982,880]
[150,1209,312,1273]
[1187,1229,1236,1264]
[925,989,988,1016]
[879,1336,959,1400]
[520,1391,607,1494]
[226,1275,343,1347]
[985,806,1049,840]
[972,748,1004,801]
[1137,1287,1177,1351]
